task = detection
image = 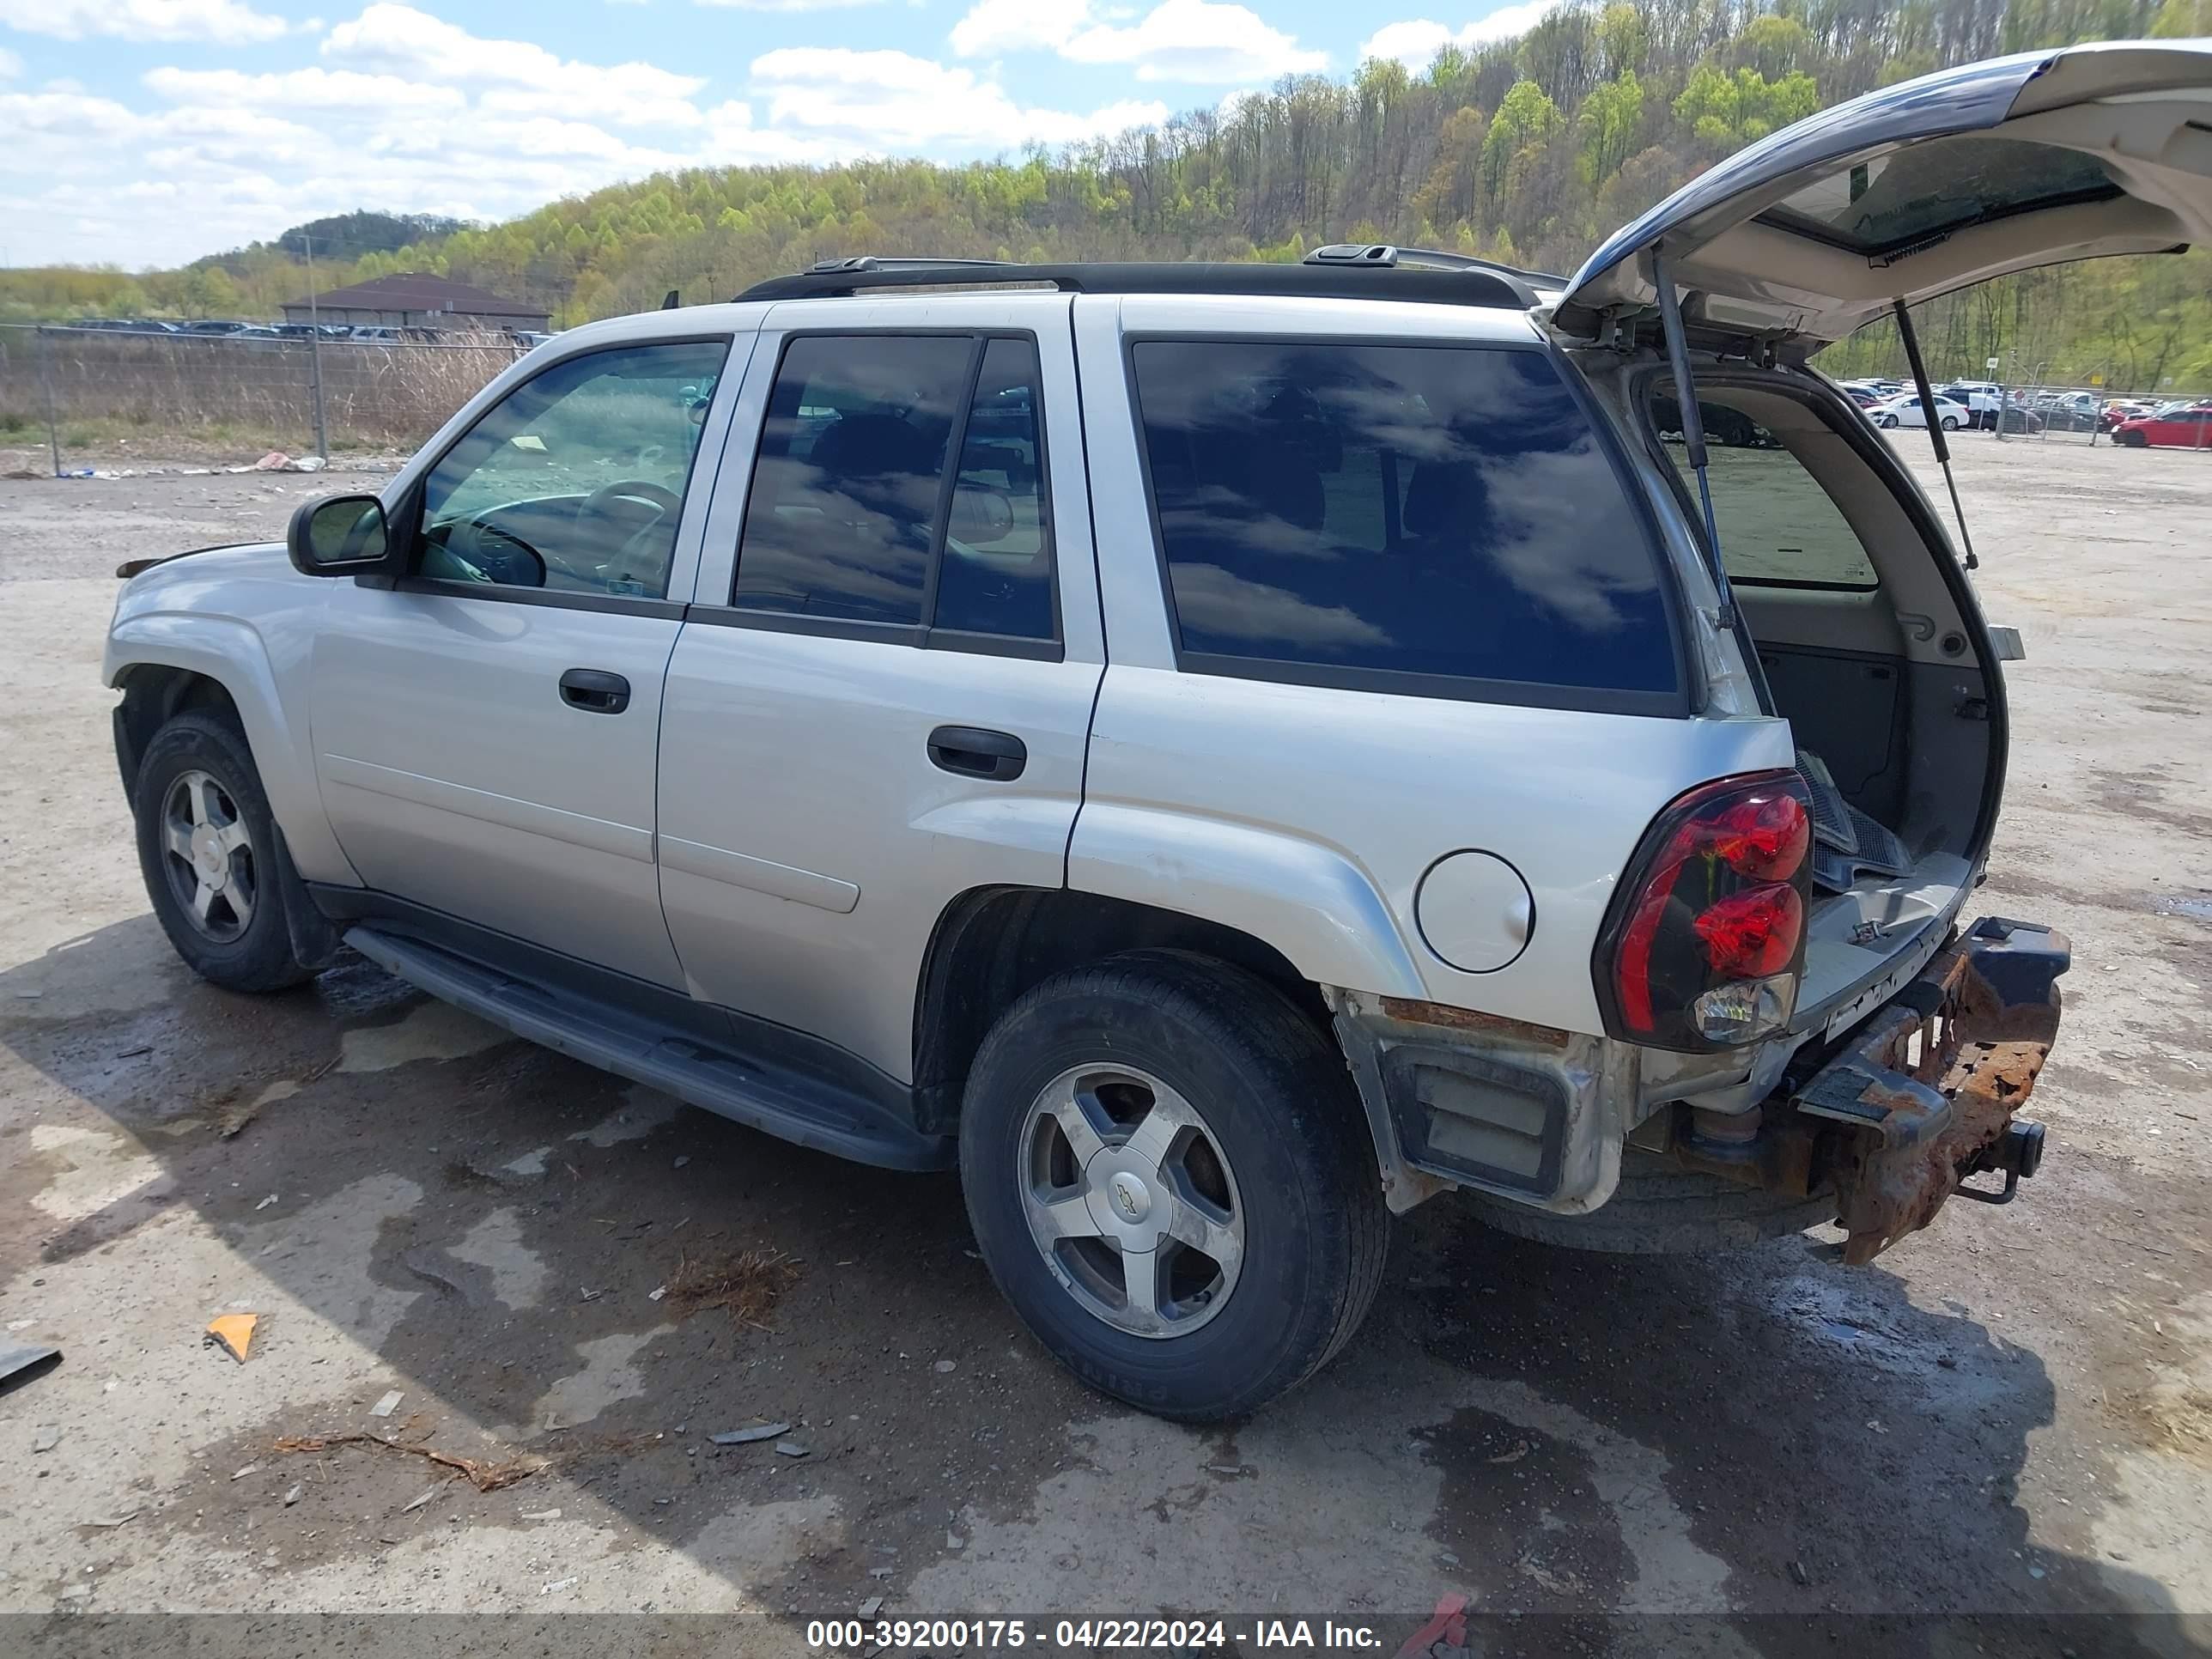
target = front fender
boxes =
[1066,803,1429,1000]
[106,606,357,887]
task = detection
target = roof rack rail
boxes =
[1304,242,1568,287]
[734,252,1545,310]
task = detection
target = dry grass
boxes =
[0,325,515,452]
[271,1430,549,1492]
[664,1247,803,1331]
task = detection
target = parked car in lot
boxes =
[1936,383,2008,428]
[106,37,2212,1417]
[1870,392,1969,429]
[2112,402,2212,447]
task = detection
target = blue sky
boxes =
[0,0,1553,268]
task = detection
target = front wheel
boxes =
[959,951,1388,1421]
[133,711,319,993]
[1879,413,1899,428]
[2116,428,2148,447]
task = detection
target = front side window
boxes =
[733,333,1057,642]
[1133,340,1678,701]
[416,340,728,600]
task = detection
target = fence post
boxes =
[307,331,330,460]
[37,327,61,478]
[304,232,331,459]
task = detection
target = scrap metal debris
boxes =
[665,1247,801,1331]
[32,1426,62,1453]
[205,1313,259,1363]
[271,1431,547,1492]
[369,1390,404,1419]
[0,1341,60,1392]
[708,1422,790,1446]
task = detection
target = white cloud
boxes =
[697,0,879,9]
[144,64,468,115]
[1358,3,1554,70]
[949,0,1087,54]
[951,0,1321,84]
[6,0,1187,266]
[322,3,706,126]
[0,0,295,42]
[0,46,22,77]
[750,46,1164,147]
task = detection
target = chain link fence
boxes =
[1987,380,2212,448]
[0,323,522,477]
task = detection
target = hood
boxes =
[1557,40,2212,355]
[117,540,273,580]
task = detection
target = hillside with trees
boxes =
[7,0,2209,391]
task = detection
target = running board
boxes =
[345,926,956,1172]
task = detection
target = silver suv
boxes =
[105,41,2210,1419]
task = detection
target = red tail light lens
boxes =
[1693,884,1803,978]
[1595,771,1814,1051]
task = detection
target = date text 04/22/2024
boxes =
[805,1617,1384,1650]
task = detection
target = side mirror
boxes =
[288,494,391,576]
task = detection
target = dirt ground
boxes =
[0,435,2207,1656]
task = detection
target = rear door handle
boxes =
[927,725,1026,781]
[559,668,631,714]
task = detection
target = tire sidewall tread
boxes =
[132,710,313,994]
[959,950,1386,1421]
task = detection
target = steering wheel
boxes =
[532,478,683,588]
[437,516,548,587]
[582,479,683,520]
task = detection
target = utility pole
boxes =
[302,231,331,460]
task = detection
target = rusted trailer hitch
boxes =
[1668,916,2068,1264]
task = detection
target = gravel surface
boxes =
[0,439,2206,1651]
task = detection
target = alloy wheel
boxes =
[1018,1064,1246,1339]
[160,769,256,943]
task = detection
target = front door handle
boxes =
[560,668,631,714]
[927,725,1026,781]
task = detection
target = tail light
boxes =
[1594,770,1814,1051]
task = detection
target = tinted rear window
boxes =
[1132,340,1679,703]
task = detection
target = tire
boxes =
[1940,416,1960,431]
[958,950,1388,1421]
[132,710,317,994]
[1466,1150,1838,1255]
[2117,428,2147,448]
[1878,414,1899,428]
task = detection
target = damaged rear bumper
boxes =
[1671,915,2068,1262]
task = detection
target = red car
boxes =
[2112,404,2212,447]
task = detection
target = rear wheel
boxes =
[133,711,318,994]
[1940,415,1960,430]
[959,951,1387,1420]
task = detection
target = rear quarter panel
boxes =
[1075,671,1794,1033]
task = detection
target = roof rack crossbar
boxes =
[735,255,1543,309]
